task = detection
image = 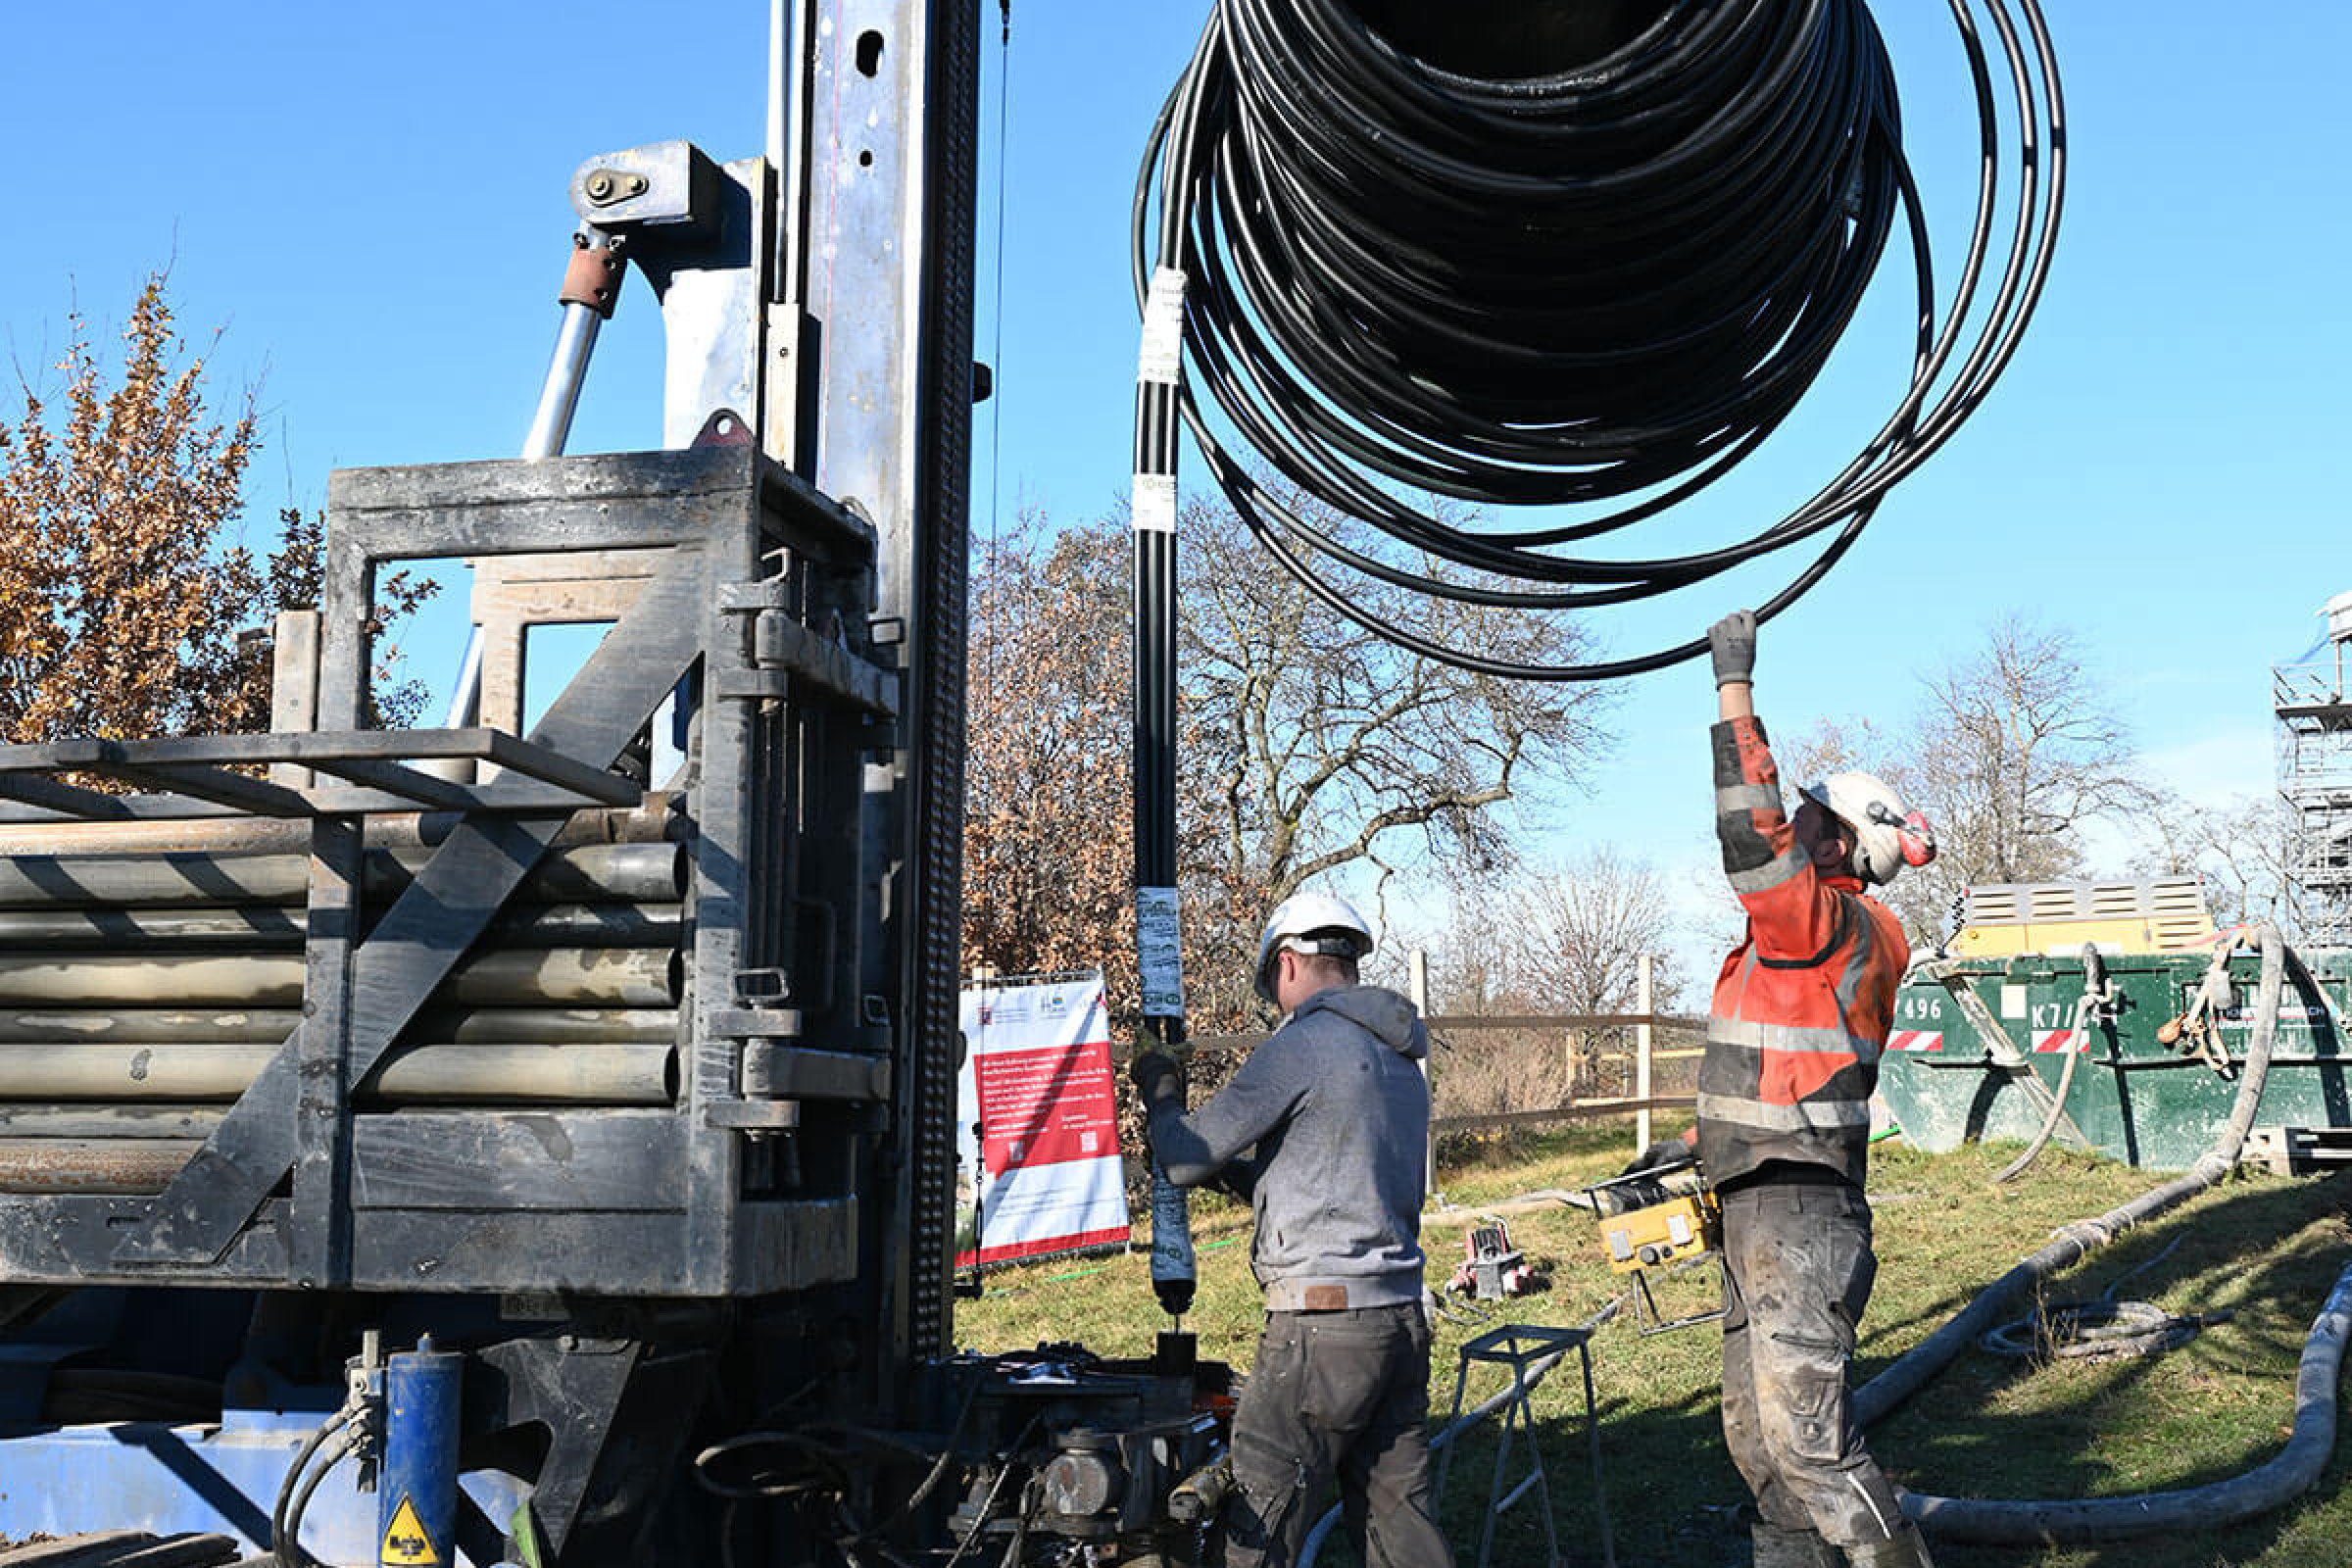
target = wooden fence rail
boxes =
[1116,953,1703,1182]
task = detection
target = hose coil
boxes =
[1136,0,2065,678]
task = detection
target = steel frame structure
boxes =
[2278,638,2352,948]
[0,1,981,1558]
[0,445,895,1298]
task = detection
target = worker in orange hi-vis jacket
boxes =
[1626,608,1940,1568]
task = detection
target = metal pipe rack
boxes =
[0,445,901,1298]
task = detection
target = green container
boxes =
[1877,948,2352,1170]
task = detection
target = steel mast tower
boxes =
[2276,591,2352,945]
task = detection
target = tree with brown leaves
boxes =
[0,273,430,747]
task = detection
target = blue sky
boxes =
[5,3,2348,981]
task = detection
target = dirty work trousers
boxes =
[1223,1302,1454,1568]
[1719,1180,1908,1549]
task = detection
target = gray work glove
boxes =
[1129,1049,1182,1111]
[1621,1138,1694,1179]
[1707,609,1758,688]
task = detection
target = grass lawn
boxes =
[954,1125,2352,1567]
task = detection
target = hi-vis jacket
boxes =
[1695,715,1910,1191]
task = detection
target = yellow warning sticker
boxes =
[380,1494,442,1566]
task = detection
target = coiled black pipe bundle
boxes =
[1131,0,2065,678]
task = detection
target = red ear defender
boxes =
[1899,810,1936,867]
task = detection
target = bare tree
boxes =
[1917,614,2154,883]
[1506,850,1682,1100]
[961,515,1263,1036]
[1753,616,2152,949]
[1180,488,1613,903]
[1508,849,1680,1017]
[2133,790,2295,933]
[961,491,1618,1042]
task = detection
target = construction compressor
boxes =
[0,0,2071,1561]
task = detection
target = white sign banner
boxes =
[956,973,1131,1268]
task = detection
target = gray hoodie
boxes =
[1148,984,1430,1310]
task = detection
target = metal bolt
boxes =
[586,172,614,201]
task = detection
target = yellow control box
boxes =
[1596,1189,1721,1275]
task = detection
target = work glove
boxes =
[1129,1048,1183,1111]
[1621,1138,1694,1179]
[1706,609,1758,688]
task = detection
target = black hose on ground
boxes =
[1855,923,2339,1544]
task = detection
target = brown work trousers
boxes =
[1719,1180,1908,1548]
[1223,1302,1454,1568]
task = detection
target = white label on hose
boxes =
[1131,472,1177,534]
[1150,1169,1196,1283]
[1138,885,1185,1016]
[1138,266,1189,385]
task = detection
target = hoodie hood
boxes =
[1294,984,1427,1060]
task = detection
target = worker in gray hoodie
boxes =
[1133,891,1451,1568]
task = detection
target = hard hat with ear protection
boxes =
[1253,891,1375,1003]
[1798,772,1936,887]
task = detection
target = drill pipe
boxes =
[0,1138,198,1196]
[0,1105,222,1140]
[0,1005,675,1045]
[0,798,680,858]
[0,842,687,908]
[0,947,681,1008]
[0,1041,678,1104]
[0,901,683,949]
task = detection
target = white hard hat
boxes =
[1798,772,1937,887]
[1253,891,1375,1003]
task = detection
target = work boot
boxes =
[1841,1524,1937,1568]
[1749,1521,1839,1568]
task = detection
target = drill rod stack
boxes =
[0,821,688,1194]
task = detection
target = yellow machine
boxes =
[1584,1166,1728,1335]
[1947,877,2213,957]
[1596,1185,1721,1274]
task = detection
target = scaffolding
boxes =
[2277,592,2352,947]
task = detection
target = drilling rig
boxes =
[0,4,1227,1564]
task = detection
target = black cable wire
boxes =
[1133,0,2065,679]
[270,1407,355,1568]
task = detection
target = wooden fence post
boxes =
[1635,953,1654,1154]
[1411,947,1435,1200]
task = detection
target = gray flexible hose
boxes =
[1912,1258,2352,1544]
[1858,923,2323,1543]
[1992,944,2108,1185]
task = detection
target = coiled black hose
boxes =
[1134,0,2065,678]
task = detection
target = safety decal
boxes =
[380,1494,441,1566]
[2032,1030,2082,1054]
[1885,1030,1942,1053]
